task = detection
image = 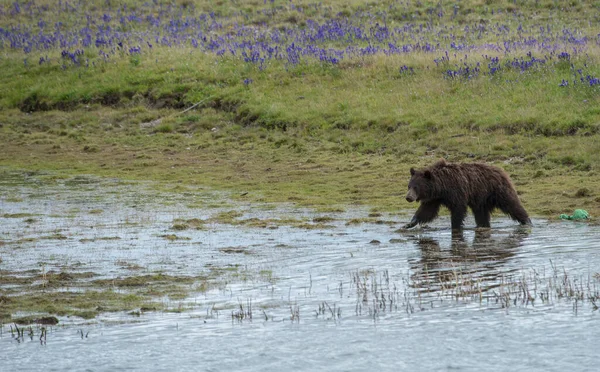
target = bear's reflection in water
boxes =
[408,228,530,296]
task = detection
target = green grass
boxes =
[4,48,600,135]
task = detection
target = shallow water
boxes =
[1,171,599,371]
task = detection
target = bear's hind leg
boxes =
[472,206,491,228]
[510,205,531,225]
[498,197,531,226]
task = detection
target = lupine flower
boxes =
[585,75,600,86]
[0,1,596,73]
[558,52,570,60]
[399,65,414,75]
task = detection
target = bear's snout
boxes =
[405,190,417,203]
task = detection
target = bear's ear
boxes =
[435,158,447,167]
[410,168,415,176]
[424,170,432,179]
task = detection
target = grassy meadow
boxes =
[1,0,600,217]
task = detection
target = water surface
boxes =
[1,172,598,371]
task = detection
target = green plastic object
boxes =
[559,209,590,220]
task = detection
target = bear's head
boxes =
[405,167,433,203]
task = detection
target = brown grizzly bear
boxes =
[403,159,531,229]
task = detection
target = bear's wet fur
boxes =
[404,159,531,229]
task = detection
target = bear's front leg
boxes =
[403,201,441,229]
[403,215,419,229]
